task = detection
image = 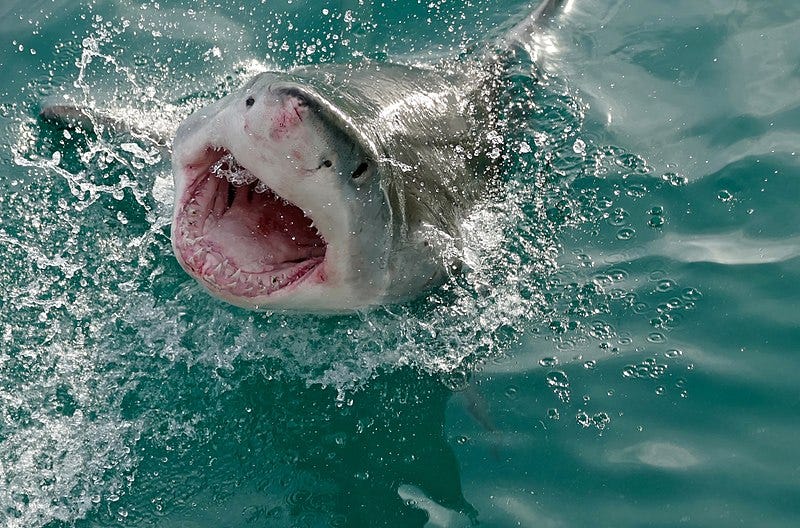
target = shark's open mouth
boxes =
[173,147,326,299]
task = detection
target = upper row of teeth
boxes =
[210,153,270,193]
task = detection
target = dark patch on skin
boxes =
[352,162,368,179]
[246,96,255,107]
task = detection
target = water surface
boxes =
[1,0,799,526]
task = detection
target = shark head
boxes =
[171,72,396,311]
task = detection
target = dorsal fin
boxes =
[499,0,565,52]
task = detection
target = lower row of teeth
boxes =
[210,153,270,193]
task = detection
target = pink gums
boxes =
[174,148,327,300]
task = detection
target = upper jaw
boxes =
[171,139,334,306]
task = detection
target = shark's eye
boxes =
[352,162,369,179]
[322,159,332,168]
[245,96,255,107]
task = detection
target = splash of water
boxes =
[0,8,688,528]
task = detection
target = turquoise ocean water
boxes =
[1,0,799,526]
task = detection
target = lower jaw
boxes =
[172,216,326,301]
[183,249,325,300]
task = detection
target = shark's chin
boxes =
[172,146,328,303]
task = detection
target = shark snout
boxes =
[242,91,309,143]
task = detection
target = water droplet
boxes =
[572,138,586,155]
[547,408,560,420]
[661,172,688,186]
[592,412,611,429]
[583,360,596,369]
[539,356,559,367]
[667,297,684,309]
[608,207,629,226]
[546,371,570,403]
[665,349,683,358]
[717,189,734,202]
[648,215,665,228]
[505,386,518,399]
[647,332,666,343]
[546,371,569,388]
[616,227,635,240]
[656,279,676,292]
[681,287,703,300]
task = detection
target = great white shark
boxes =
[42,0,564,312]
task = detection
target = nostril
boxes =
[245,96,255,107]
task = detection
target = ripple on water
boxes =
[0,7,709,527]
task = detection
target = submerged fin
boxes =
[39,96,172,148]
